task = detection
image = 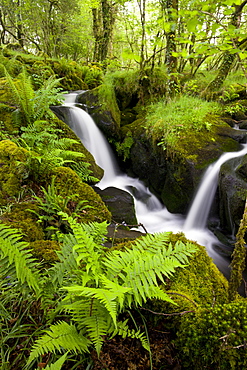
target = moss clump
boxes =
[176,300,247,369]
[1,202,45,242]
[0,140,29,203]
[50,166,111,223]
[169,240,229,308]
[29,239,60,263]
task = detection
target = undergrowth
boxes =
[145,95,221,153]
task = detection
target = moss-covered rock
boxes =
[119,116,241,213]
[0,140,29,204]
[29,239,60,263]
[0,201,44,241]
[176,299,247,369]
[50,166,112,223]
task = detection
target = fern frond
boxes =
[34,353,68,370]
[63,285,118,326]
[103,234,198,306]
[4,66,35,124]
[0,224,40,294]
[50,233,78,287]
[70,162,99,183]
[99,274,131,310]
[62,297,109,356]
[110,319,150,351]
[80,307,108,356]
[27,321,90,366]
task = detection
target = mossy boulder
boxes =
[176,299,247,369]
[0,140,29,204]
[50,166,112,223]
[120,117,241,214]
[29,239,60,263]
[0,201,44,242]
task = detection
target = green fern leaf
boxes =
[27,321,90,366]
[110,319,150,351]
[63,285,118,325]
[34,352,68,370]
[0,224,40,294]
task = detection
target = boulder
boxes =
[94,186,137,225]
[219,155,247,234]
[76,90,121,141]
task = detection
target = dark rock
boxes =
[76,90,120,141]
[219,156,247,234]
[233,111,247,121]
[217,125,247,143]
[94,186,137,225]
[239,120,247,130]
[220,117,238,127]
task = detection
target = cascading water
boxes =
[62,93,247,275]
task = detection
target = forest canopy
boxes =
[0,0,247,92]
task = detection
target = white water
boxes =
[62,94,247,273]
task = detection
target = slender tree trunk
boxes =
[207,0,247,91]
[164,0,179,97]
[92,0,117,63]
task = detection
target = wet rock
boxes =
[219,155,247,234]
[94,186,137,225]
[76,90,120,141]
[239,120,247,130]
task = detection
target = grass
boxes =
[145,95,222,153]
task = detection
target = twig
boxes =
[140,307,195,316]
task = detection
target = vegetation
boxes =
[0,0,247,368]
[145,95,221,153]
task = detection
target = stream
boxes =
[62,93,247,278]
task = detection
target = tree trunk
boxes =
[92,0,117,63]
[164,0,179,97]
[206,0,247,92]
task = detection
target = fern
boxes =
[34,352,68,370]
[110,319,150,351]
[0,224,40,294]
[25,215,198,365]
[4,66,35,124]
[26,321,90,367]
[70,162,99,183]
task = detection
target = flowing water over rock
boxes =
[62,93,247,276]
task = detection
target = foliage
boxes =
[16,119,95,182]
[27,213,197,364]
[116,130,134,161]
[0,214,198,368]
[30,177,92,237]
[3,66,64,126]
[176,300,247,369]
[145,95,221,153]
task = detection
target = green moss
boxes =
[0,140,29,202]
[29,239,60,263]
[0,202,45,241]
[50,166,111,223]
[176,300,247,369]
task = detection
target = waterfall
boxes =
[62,93,247,275]
[184,145,247,230]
